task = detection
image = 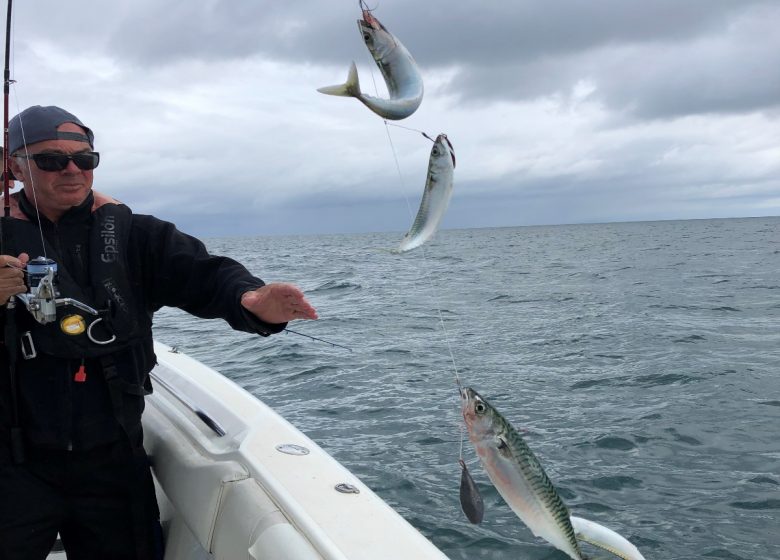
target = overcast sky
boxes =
[8,1,780,236]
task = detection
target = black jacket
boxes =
[0,189,283,450]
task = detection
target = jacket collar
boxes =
[18,189,95,226]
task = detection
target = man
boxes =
[0,105,317,559]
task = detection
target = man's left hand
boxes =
[241,283,318,324]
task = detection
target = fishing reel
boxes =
[16,256,99,325]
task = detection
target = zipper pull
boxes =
[74,359,87,383]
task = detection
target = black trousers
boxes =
[0,439,163,560]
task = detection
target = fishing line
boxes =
[358,0,378,14]
[6,0,84,261]
[361,20,469,468]
[361,34,464,381]
[3,7,46,255]
[381,124,472,475]
[9,81,48,258]
[384,121,435,142]
[283,327,353,352]
[381,123,462,393]
[358,47,463,390]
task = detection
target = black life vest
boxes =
[6,191,152,359]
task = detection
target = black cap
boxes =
[8,105,94,154]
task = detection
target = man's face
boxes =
[9,122,95,222]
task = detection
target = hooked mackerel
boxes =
[461,387,646,560]
[317,9,423,120]
[397,134,455,253]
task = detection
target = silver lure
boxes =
[317,10,423,120]
[397,134,455,253]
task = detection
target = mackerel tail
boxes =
[571,516,647,560]
[317,60,361,99]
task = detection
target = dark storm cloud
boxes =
[99,1,758,65]
[396,0,759,64]
[103,0,780,121]
[17,0,779,120]
[104,2,356,65]
[431,1,780,119]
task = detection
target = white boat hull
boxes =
[144,341,448,559]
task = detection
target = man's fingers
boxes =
[241,284,318,322]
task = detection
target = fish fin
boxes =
[570,516,646,560]
[496,436,512,458]
[317,61,361,97]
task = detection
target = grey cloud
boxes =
[442,2,780,120]
[17,0,780,120]
[596,30,780,119]
[26,1,766,66]
[400,0,760,65]
[104,2,353,66]
[104,1,763,65]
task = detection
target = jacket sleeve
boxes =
[132,214,285,336]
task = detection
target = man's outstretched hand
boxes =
[241,283,318,324]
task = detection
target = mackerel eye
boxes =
[363,33,371,41]
[474,402,487,415]
[432,148,440,156]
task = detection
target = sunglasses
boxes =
[16,151,100,172]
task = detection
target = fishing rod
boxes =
[2,0,11,220]
[284,327,352,352]
[1,0,24,465]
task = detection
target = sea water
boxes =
[153,217,780,559]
